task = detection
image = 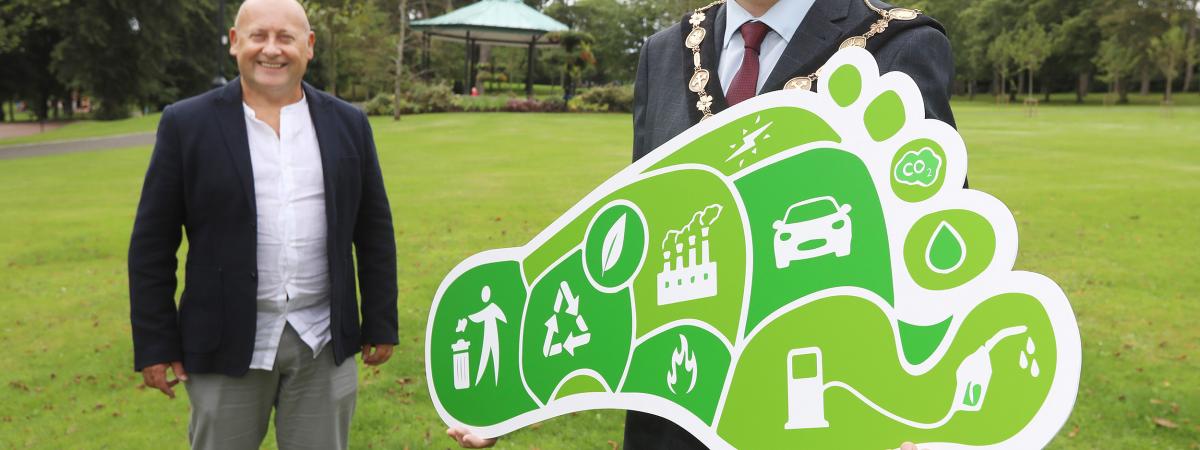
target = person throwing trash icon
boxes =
[468,286,507,386]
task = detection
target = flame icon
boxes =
[667,335,699,395]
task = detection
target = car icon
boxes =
[772,196,853,268]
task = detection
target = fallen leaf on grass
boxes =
[608,440,619,450]
[1067,425,1079,438]
[1151,399,1165,405]
[1154,417,1179,429]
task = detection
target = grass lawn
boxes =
[0,104,1197,449]
[0,113,162,147]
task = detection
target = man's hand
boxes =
[447,427,497,448]
[141,361,188,399]
[361,343,394,366]
[899,442,922,450]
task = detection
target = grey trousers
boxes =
[184,324,357,450]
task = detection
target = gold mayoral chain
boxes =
[685,0,921,120]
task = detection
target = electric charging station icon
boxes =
[785,347,830,429]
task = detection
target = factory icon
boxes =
[657,204,723,305]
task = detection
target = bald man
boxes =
[128,0,398,448]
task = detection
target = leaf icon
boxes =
[601,214,627,275]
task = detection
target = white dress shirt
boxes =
[719,0,817,95]
[243,95,332,370]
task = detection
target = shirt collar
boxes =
[723,0,816,50]
[242,93,309,120]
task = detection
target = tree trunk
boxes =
[1012,72,1022,102]
[1185,19,1197,93]
[1165,75,1174,102]
[1185,63,1197,93]
[968,78,975,101]
[1028,68,1034,99]
[328,12,339,97]
[394,0,407,120]
[1140,70,1150,95]
[1117,76,1129,104]
[1076,72,1089,103]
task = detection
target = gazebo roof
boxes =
[410,0,569,47]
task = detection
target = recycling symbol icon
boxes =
[541,281,592,357]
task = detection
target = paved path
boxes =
[0,132,156,160]
[0,122,68,139]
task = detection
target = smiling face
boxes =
[229,0,314,101]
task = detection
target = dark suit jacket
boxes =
[626,0,956,447]
[129,80,398,377]
[633,0,956,161]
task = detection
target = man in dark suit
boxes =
[626,0,955,447]
[128,0,396,448]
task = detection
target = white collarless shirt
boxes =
[719,0,816,95]
[242,95,332,370]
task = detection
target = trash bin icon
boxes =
[452,339,471,390]
[785,347,829,429]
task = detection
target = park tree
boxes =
[908,0,987,98]
[394,0,409,120]
[1051,10,1104,103]
[1010,19,1053,101]
[1149,26,1192,102]
[1177,0,1199,92]
[957,0,1025,98]
[0,1,70,121]
[544,30,596,99]
[1022,0,1102,103]
[305,0,354,97]
[545,0,704,84]
[985,30,1020,100]
[1094,37,1140,103]
[49,0,218,119]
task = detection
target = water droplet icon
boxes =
[1026,337,1036,355]
[1019,351,1029,369]
[925,221,966,274]
[1031,359,1040,378]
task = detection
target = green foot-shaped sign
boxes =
[425,47,1080,448]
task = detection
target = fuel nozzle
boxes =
[952,326,1027,412]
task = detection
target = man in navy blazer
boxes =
[128,0,396,448]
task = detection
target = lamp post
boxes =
[212,0,229,88]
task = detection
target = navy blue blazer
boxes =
[129,80,398,376]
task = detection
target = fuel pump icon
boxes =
[784,347,830,429]
[952,325,1028,413]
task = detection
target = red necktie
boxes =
[726,21,772,106]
